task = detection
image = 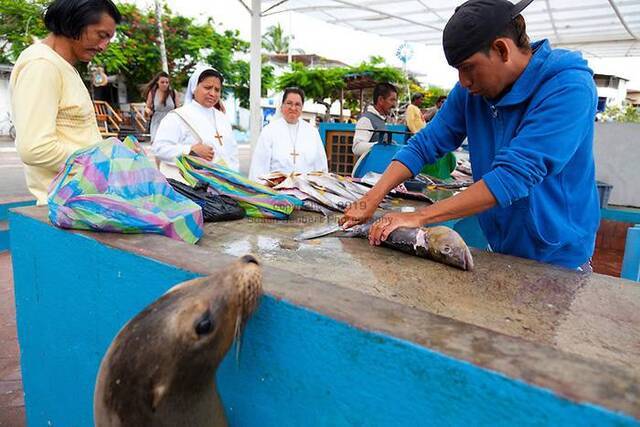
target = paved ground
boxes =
[0,137,28,198]
[0,253,24,427]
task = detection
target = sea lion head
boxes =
[94,254,262,426]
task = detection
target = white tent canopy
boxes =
[243,0,640,147]
[262,0,640,58]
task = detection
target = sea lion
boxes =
[94,254,262,427]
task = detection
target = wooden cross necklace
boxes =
[212,110,223,146]
[288,121,300,165]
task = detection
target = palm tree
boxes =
[262,24,290,54]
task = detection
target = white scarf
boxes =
[184,65,222,105]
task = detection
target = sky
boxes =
[129,0,640,90]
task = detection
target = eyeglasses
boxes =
[284,101,303,109]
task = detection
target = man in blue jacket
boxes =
[341,0,600,270]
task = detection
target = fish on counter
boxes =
[295,220,474,271]
[260,171,378,214]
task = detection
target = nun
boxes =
[249,87,328,182]
[152,66,239,180]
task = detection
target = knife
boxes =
[294,223,344,241]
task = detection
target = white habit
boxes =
[249,117,328,181]
[152,101,239,176]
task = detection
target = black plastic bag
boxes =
[168,179,245,223]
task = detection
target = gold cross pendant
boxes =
[214,131,223,146]
[290,149,300,165]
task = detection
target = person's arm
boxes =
[393,85,467,177]
[248,127,272,181]
[339,160,413,228]
[151,114,193,162]
[12,59,74,172]
[144,90,153,118]
[352,116,374,156]
[367,180,496,245]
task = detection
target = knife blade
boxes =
[294,223,343,241]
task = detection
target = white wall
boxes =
[0,76,10,116]
[594,122,640,207]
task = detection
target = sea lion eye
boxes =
[195,312,214,336]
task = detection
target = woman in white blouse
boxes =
[152,66,239,180]
[249,87,328,182]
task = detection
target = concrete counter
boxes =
[9,205,640,426]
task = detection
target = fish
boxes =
[295,221,474,271]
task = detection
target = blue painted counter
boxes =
[9,207,640,426]
[0,195,35,252]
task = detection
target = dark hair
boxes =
[197,69,224,85]
[411,93,424,102]
[373,82,397,105]
[282,87,305,104]
[143,71,173,106]
[481,15,531,56]
[436,95,447,103]
[44,0,121,40]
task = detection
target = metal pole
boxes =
[154,0,169,73]
[287,10,292,66]
[249,0,262,152]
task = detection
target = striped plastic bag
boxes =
[48,137,203,244]
[177,155,302,219]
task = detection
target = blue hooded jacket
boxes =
[394,40,600,269]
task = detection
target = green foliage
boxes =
[600,103,640,123]
[0,0,48,63]
[276,57,407,117]
[409,79,448,107]
[262,23,289,54]
[0,0,273,106]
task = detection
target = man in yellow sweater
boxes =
[10,0,121,204]
[405,92,426,134]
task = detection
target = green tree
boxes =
[0,0,48,64]
[262,23,289,54]
[601,103,640,123]
[0,0,273,106]
[277,57,406,119]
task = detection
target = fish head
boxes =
[422,226,474,271]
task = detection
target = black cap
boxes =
[443,0,534,66]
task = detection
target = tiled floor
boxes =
[0,252,25,427]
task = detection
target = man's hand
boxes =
[368,212,425,246]
[339,194,380,228]
[190,143,214,161]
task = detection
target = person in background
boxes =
[152,66,239,180]
[424,95,448,122]
[9,0,121,205]
[405,92,426,133]
[143,71,178,143]
[341,0,600,271]
[406,93,456,180]
[249,87,328,182]
[352,82,398,158]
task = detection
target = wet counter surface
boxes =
[13,206,640,417]
[201,207,640,373]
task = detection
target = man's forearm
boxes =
[418,179,496,224]
[367,160,413,201]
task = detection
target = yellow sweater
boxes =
[10,43,101,205]
[405,103,425,134]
